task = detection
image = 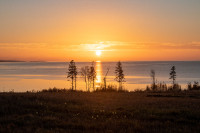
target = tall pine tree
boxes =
[115,61,125,90]
[169,66,176,88]
[67,60,77,91]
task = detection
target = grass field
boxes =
[0,91,200,133]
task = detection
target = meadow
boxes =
[0,91,200,133]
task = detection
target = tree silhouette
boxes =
[81,62,96,92]
[169,66,176,89]
[81,66,90,91]
[150,69,156,90]
[67,60,77,91]
[188,81,200,90]
[193,81,200,90]
[90,62,96,91]
[115,61,125,90]
[103,68,109,90]
[74,62,78,90]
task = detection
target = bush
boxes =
[40,87,71,93]
[95,84,128,92]
[146,82,168,92]
[146,82,181,92]
[187,81,200,90]
[168,84,181,91]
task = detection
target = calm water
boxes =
[0,61,200,92]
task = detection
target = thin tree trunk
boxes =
[153,77,155,90]
[118,81,120,90]
[104,78,106,90]
[93,79,95,91]
[173,79,175,89]
[85,76,87,91]
[87,77,90,91]
[75,76,76,91]
[72,77,74,91]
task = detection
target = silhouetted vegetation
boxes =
[103,68,110,90]
[187,81,200,90]
[150,69,156,90]
[168,83,181,91]
[0,91,200,132]
[81,66,90,91]
[146,70,167,92]
[90,61,97,91]
[115,61,125,90]
[146,82,168,92]
[169,66,177,89]
[146,66,181,92]
[40,87,83,93]
[66,60,200,92]
[95,84,118,92]
[81,62,97,91]
[67,60,78,91]
[41,87,68,92]
[94,84,128,92]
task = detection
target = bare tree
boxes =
[150,69,156,90]
[103,68,109,90]
[67,60,77,91]
[81,62,97,91]
[90,62,96,91]
[115,61,125,90]
[81,66,89,91]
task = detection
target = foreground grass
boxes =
[0,91,200,133]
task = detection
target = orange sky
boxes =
[0,0,200,61]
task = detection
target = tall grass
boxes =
[0,91,200,132]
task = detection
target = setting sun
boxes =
[96,50,102,56]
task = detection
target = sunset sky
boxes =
[0,0,200,61]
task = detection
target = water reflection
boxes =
[95,61,102,87]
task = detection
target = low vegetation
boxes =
[0,91,200,133]
[146,82,182,92]
[187,81,200,90]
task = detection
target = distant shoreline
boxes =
[0,60,46,62]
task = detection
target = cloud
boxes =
[69,41,122,51]
[157,42,200,49]
[1,41,200,52]
[0,43,47,48]
[110,41,200,50]
[72,41,200,51]
[0,42,67,50]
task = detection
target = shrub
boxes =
[187,81,200,90]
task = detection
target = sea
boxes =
[0,61,200,92]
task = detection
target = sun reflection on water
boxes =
[95,61,102,87]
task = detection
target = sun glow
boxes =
[95,61,102,88]
[96,50,102,56]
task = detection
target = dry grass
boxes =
[0,91,200,133]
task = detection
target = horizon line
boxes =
[1,60,200,63]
